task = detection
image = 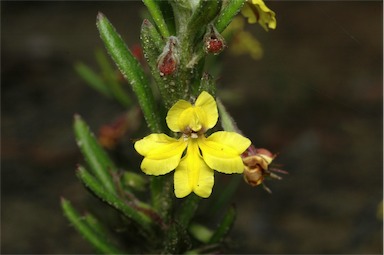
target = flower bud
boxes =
[204,24,226,55]
[157,36,180,76]
[242,145,285,191]
[243,164,265,186]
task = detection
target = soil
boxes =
[2,1,382,254]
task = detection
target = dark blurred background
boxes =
[1,1,383,254]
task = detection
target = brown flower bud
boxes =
[204,24,226,55]
[242,145,285,191]
[243,165,265,186]
[157,36,179,76]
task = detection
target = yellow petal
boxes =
[199,131,251,174]
[166,91,218,133]
[229,31,263,60]
[194,91,218,130]
[242,0,276,31]
[178,107,204,132]
[166,99,192,132]
[174,139,214,198]
[241,3,257,24]
[134,134,187,175]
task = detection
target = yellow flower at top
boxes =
[241,0,277,31]
[223,17,263,60]
[134,91,251,198]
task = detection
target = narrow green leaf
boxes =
[96,12,162,132]
[184,244,220,255]
[74,115,117,195]
[143,0,170,38]
[61,198,123,254]
[74,62,111,97]
[217,98,240,133]
[122,171,147,192]
[188,0,220,35]
[76,166,153,234]
[84,213,113,241]
[209,205,236,244]
[95,49,132,107]
[210,175,242,216]
[214,0,246,33]
[189,224,213,243]
[141,19,181,108]
[141,19,164,51]
[158,1,176,35]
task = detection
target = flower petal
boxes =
[199,131,251,174]
[195,91,218,130]
[166,99,192,132]
[242,0,276,31]
[134,134,187,175]
[174,139,214,198]
[178,107,206,132]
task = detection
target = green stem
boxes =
[150,175,174,221]
[163,194,201,254]
[176,194,201,227]
[170,1,193,100]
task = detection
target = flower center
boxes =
[182,126,206,140]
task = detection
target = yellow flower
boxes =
[223,17,263,60]
[230,30,263,60]
[134,91,251,198]
[241,0,277,31]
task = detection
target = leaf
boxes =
[76,166,154,234]
[189,224,213,244]
[74,62,111,97]
[61,197,123,254]
[97,12,162,132]
[74,115,117,195]
[217,98,240,133]
[209,205,236,244]
[214,0,247,33]
[188,0,220,35]
[143,0,170,39]
[95,49,132,107]
[141,19,180,109]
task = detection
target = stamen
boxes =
[191,133,198,139]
